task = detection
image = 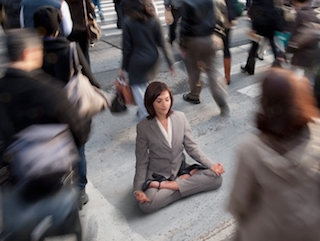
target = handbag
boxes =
[82,0,101,42]
[64,42,109,118]
[164,8,174,25]
[110,93,127,114]
[115,77,135,105]
[4,124,79,187]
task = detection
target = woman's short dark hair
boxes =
[144,81,173,120]
[33,5,62,37]
[257,68,319,138]
[125,0,156,21]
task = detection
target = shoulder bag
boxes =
[4,124,79,187]
[83,0,101,42]
[64,42,109,118]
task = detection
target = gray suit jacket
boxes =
[134,111,214,191]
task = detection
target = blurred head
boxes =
[33,5,62,37]
[6,28,43,69]
[144,82,173,119]
[257,68,319,138]
[125,0,156,21]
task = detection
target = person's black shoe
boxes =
[240,66,254,75]
[183,93,200,104]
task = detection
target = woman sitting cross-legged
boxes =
[133,81,225,213]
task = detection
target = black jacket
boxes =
[0,68,91,150]
[180,0,216,38]
[42,36,100,88]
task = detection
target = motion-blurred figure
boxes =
[287,0,320,85]
[0,0,21,30]
[180,0,229,116]
[119,0,174,120]
[20,0,73,37]
[164,0,182,45]
[241,0,283,75]
[92,0,105,21]
[228,68,320,241]
[33,6,102,206]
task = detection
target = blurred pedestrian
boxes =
[134,81,224,213]
[228,68,320,241]
[164,0,182,45]
[114,0,124,28]
[180,0,229,116]
[65,0,95,65]
[20,0,73,37]
[33,5,103,206]
[0,0,21,31]
[0,28,90,185]
[92,0,105,21]
[241,0,283,75]
[287,0,320,85]
[119,0,174,120]
[221,0,240,85]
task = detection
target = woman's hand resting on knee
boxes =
[134,190,150,203]
[210,163,225,176]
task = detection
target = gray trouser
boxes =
[183,35,228,108]
[139,169,222,213]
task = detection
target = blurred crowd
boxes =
[0,0,320,240]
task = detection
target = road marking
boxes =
[237,83,261,98]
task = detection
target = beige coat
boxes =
[228,119,320,241]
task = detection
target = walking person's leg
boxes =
[131,83,148,120]
[77,145,89,207]
[203,36,229,115]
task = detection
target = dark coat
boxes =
[42,36,100,88]
[121,17,173,85]
[179,0,216,38]
[0,68,90,149]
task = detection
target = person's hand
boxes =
[169,67,176,77]
[134,191,150,203]
[119,69,125,79]
[210,163,225,176]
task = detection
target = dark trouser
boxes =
[182,35,228,108]
[168,7,181,44]
[77,145,87,189]
[68,31,90,66]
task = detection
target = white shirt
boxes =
[156,117,172,148]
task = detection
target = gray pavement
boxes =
[0,15,276,240]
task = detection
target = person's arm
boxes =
[133,122,150,195]
[121,19,132,72]
[75,43,101,88]
[19,6,24,28]
[154,19,174,72]
[227,141,262,223]
[60,1,73,37]
[182,112,223,175]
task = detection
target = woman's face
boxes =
[153,90,171,117]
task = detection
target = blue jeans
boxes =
[92,0,102,12]
[77,145,87,189]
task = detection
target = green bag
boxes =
[233,0,244,17]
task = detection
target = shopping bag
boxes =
[115,77,135,105]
